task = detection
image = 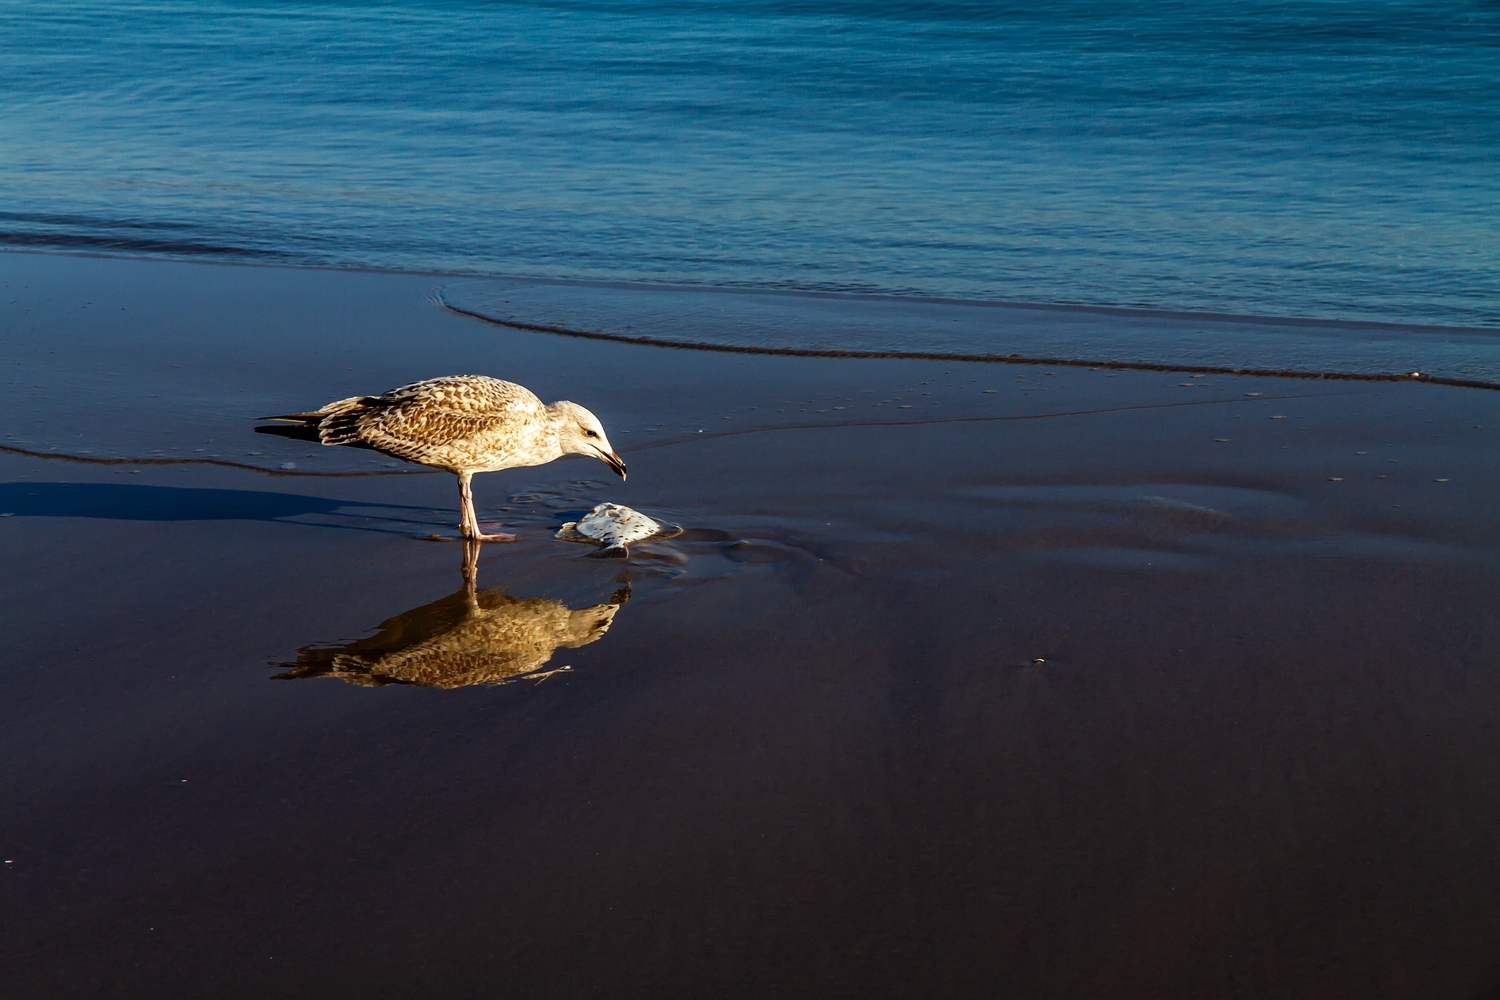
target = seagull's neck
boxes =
[541,403,571,457]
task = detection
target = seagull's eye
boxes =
[583,429,599,438]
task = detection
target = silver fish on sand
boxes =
[556,502,680,556]
[257,375,626,542]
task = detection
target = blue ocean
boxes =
[3,1,1498,360]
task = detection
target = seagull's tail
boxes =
[255,396,376,448]
[316,401,376,447]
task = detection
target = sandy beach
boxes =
[4,251,1500,998]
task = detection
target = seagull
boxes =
[256,375,626,542]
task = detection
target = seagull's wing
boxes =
[356,408,536,464]
[340,377,548,464]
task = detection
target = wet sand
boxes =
[3,252,1500,998]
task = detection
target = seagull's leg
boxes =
[456,473,474,537]
[458,472,515,543]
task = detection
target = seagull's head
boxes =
[551,400,627,480]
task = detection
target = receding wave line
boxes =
[0,443,433,477]
[441,279,1500,391]
[0,231,292,259]
[448,303,1493,390]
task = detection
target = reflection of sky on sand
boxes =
[277,544,629,689]
[957,483,1483,568]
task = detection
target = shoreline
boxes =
[9,245,1496,336]
[445,298,1500,390]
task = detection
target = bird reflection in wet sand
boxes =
[276,542,628,688]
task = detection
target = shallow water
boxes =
[443,277,1500,384]
[3,0,1498,330]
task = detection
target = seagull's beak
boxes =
[601,450,628,480]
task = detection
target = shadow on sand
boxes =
[0,482,427,528]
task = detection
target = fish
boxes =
[556,502,680,556]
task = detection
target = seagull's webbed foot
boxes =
[467,529,517,543]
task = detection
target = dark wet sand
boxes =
[3,252,1500,999]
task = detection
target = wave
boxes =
[0,229,291,261]
[441,278,1500,389]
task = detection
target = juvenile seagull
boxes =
[258,375,625,542]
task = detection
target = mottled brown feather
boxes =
[309,376,556,473]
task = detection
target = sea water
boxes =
[2,1,1498,364]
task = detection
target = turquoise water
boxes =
[2,1,1498,330]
